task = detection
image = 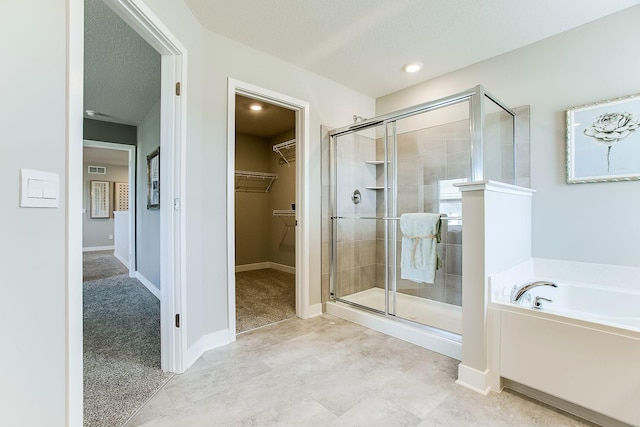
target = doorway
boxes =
[82,140,136,276]
[227,79,313,338]
[234,94,297,333]
[68,0,186,424]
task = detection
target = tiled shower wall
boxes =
[376,119,471,305]
[333,132,379,298]
[321,106,530,307]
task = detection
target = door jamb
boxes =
[104,0,187,376]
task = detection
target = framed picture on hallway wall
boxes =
[147,147,160,209]
[90,180,110,218]
[566,93,640,183]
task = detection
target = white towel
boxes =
[400,213,441,284]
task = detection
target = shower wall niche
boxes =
[324,85,529,338]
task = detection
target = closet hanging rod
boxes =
[234,170,278,179]
[272,139,296,152]
[273,139,296,166]
[234,170,278,193]
[331,215,461,222]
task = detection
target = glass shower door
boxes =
[388,101,470,335]
[331,123,388,313]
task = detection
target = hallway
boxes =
[83,251,171,426]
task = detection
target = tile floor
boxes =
[126,315,594,426]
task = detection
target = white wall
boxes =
[82,164,128,248]
[137,98,161,287]
[376,6,640,267]
[0,0,67,425]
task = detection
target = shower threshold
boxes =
[326,288,462,360]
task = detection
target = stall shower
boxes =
[326,85,523,355]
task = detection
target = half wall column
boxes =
[455,180,534,394]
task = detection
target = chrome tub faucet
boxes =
[510,281,558,304]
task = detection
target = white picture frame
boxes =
[566,93,640,183]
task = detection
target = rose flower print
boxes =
[584,111,639,172]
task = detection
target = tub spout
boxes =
[510,281,558,304]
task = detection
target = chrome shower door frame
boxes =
[328,85,516,327]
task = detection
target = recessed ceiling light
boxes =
[249,104,263,111]
[403,62,423,73]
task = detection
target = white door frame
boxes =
[83,140,137,276]
[227,79,311,338]
[68,0,187,423]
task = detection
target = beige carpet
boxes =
[83,250,128,281]
[235,268,295,333]
[83,251,171,427]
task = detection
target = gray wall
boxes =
[82,164,128,248]
[136,99,161,287]
[377,6,640,268]
[84,118,137,145]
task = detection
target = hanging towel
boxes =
[400,213,441,284]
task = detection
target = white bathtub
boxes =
[489,260,640,427]
[494,280,640,332]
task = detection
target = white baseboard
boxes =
[185,329,232,370]
[235,262,270,272]
[135,271,160,300]
[235,262,296,274]
[307,303,323,318]
[456,364,491,395]
[113,251,129,269]
[83,245,115,252]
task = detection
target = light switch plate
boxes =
[20,169,60,208]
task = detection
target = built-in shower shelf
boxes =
[365,161,386,190]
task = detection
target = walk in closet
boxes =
[234,94,297,333]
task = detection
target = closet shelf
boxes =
[273,139,296,166]
[273,209,296,244]
[234,170,278,193]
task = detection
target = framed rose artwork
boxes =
[566,93,640,183]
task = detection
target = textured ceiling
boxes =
[84,0,160,126]
[85,0,640,126]
[84,147,129,167]
[185,0,640,97]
